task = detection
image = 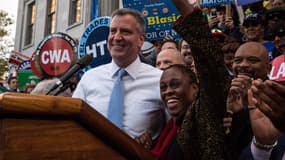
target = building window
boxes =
[69,0,81,25]
[25,2,36,45]
[45,0,57,36]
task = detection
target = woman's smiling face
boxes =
[160,67,192,119]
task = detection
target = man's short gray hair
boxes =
[111,8,146,34]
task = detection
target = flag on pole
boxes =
[91,0,99,20]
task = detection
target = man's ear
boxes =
[138,33,145,50]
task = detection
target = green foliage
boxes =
[0,58,8,79]
[0,10,13,37]
[0,9,14,80]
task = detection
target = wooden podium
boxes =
[0,93,155,160]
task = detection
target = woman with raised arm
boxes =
[171,0,231,159]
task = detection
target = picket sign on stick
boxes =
[226,4,232,18]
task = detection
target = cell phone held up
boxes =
[210,10,217,17]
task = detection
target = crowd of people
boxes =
[1,0,285,159]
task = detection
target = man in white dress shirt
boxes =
[73,8,165,139]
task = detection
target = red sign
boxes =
[36,33,77,77]
[269,55,285,82]
[30,51,43,79]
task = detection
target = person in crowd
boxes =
[221,37,241,134]
[206,5,242,43]
[23,84,36,93]
[151,39,163,62]
[265,7,285,29]
[250,19,285,133]
[272,20,285,56]
[31,78,72,97]
[208,6,235,35]
[160,39,178,51]
[224,41,272,159]
[156,48,185,70]
[264,7,285,59]
[72,8,165,140]
[238,19,285,158]
[152,39,163,54]
[166,0,231,159]
[179,40,197,74]
[243,12,275,61]
[224,13,285,159]
[139,41,157,66]
[136,64,199,159]
[242,13,265,43]
[238,84,285,159]
[271,0,285,8]
[249,79,285,133]
[208,6,223,29]
[6,76,20,92]
[221,36,240,77]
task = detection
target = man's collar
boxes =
[111,57,141,79]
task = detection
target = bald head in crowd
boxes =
[233,42,271,79]
[156,49,186,70]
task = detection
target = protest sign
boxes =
[123,0,181,41]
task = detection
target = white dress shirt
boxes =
[251,141,273,160]
[73,57,165,139]
[251,141,285,160]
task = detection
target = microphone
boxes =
[54,81,72,96]
[46,54,92,95]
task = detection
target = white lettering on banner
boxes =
[146,32,158,39]
[270,62,285,80]
[61,50,71,63]
[41,49,71,64]
[202,0,233,5]
[145,29,178,40]
[85,40,107,58]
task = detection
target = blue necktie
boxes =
[107,69,126,128]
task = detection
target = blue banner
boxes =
[236,0,261,6]
[123,0,181,41]
[200,0,234,7]
[78,16,111,71]
[18,60,31,71]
